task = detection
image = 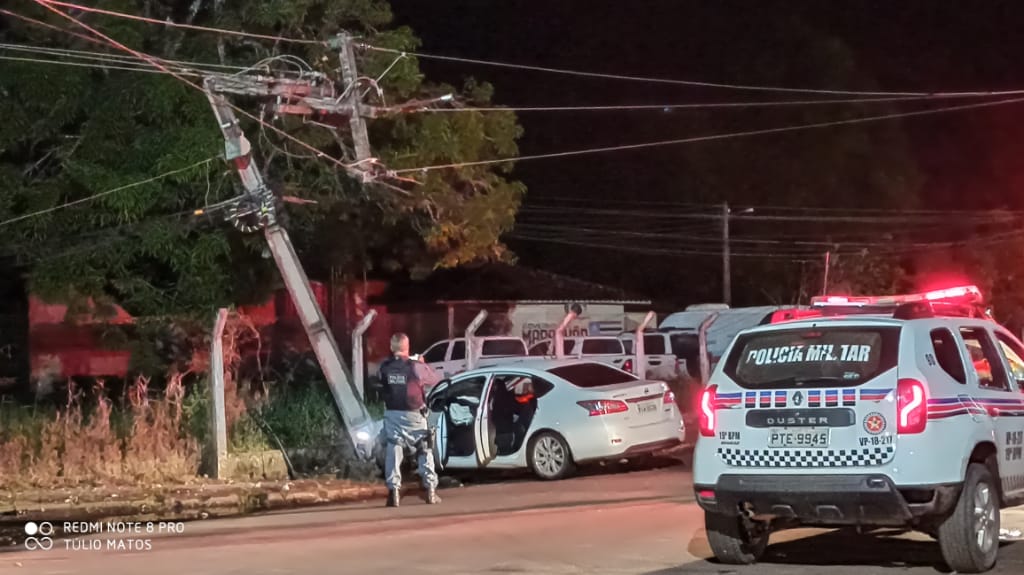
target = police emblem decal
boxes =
[793,391,803,406]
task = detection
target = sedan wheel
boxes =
[528,432,575,480]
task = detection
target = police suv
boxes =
[693,286,1024,573]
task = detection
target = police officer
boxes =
[378,332,440,507]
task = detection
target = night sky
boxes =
[388,1,1024,306]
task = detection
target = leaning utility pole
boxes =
[721,202,731,306]
[199,33,391,458]
[332,32,372,163]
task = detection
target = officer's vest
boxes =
[379,356,426,412]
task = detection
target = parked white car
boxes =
[425,360,685,480]
[421,336,528,378]
[528,336,634,373]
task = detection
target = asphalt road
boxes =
[4,464,1024,575]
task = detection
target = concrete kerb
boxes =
[1001,505,1024,540]
[0,479,388,527]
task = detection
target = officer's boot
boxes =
[423,487,441,505]
[386,488,400,508]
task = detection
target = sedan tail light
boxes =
[663,390,675,405]
[577,399,629,416]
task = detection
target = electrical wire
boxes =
[28,2,368,175]
[514,221,1024,251]
[0,42,254,73]
[530,196,1024,216]
[13,43,1009,114]
[0,53,195,75]
[1,7,108,46]
[363,45,1024,99]
[0,157,218,228]
[404,94,1024,114]
[33,0,323,45]
[394,95,1024,174]
[518,203,1024,223]
[508,226,1024,261]
[27,3,1024,100]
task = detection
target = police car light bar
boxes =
[810,285,983,308]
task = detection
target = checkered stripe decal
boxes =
[717,446,896,468]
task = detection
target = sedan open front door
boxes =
[474,375,498,467]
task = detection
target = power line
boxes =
[26,3,1024,100]
[0,157,218,228]
[10,44,997,114]
[0,53,194,75]
[406,94,1024,114]
[519,203,1024,222]
[529,196,1024,216]
[508,226,1024,261]
[394,95,1024,174]
[362,45,1024,99]
[33,0,322,45]
[0,42,251,73]
[1,7,107,46]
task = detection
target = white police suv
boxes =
[693,285,1024,573]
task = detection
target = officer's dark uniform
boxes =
[379,355,439,506]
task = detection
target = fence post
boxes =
[352,309,377,401]
[634,310,656,377]
[465,310,488,371]
[209,308,229,479]
[698,312,720,385]
[554,311,577,359]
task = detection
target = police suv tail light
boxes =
[622,359,634,373]
[577,399,629,416]
[699,385,717,437]
[897,378,928,434]
[663,390,675,405]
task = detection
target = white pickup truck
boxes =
[527,336,634,373]
[421,336,529,378]
[617,331,691,381]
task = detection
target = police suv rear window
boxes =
[722,326,900,388]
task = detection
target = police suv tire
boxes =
[704,511,769,565]
[527,432,575,481]
[937,459,1000,574]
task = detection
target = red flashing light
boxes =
[897,378,928,434]
[577,399,629,417]
[811,285,983,308]
[697,489,716,501]
[925,285,981,301]
[699,385,717,437]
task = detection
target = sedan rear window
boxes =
[481,339,527,357]
[723,326,900,388]
[547,363,637,387]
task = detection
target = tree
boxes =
[0,0,525,318]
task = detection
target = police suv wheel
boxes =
[937,459,1000,574]
[705,511,769,565]
[527,432,575,481]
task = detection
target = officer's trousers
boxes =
[383,410,438,491]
